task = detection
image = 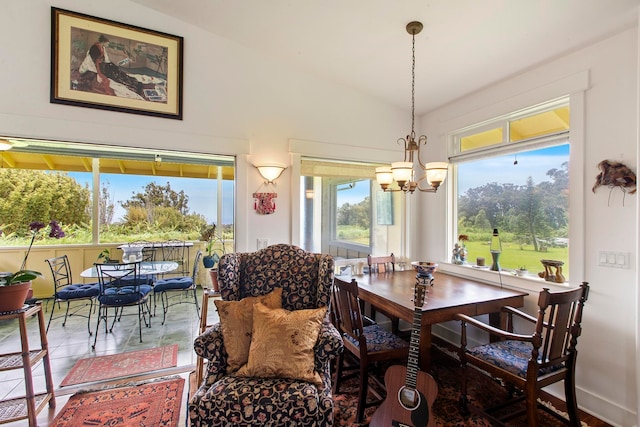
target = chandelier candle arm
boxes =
[375,20,448,194]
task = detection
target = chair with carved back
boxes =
[456,282,590,426]
[367,253,401,334]
[332,276,410,424]
[189,244,343,426]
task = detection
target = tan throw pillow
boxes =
[235,302,327,386]
[215,288,283,373]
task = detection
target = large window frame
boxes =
[0,136,235,246]
[445,95,584,286]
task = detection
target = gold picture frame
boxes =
[51,7,183,119]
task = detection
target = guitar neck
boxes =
[405,304,423,389]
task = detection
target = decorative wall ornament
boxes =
[253,192,277,215]
[592,160,636,206]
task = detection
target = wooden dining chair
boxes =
[332,276,410,423]
[457,282,590,426]
[367,253,400,333]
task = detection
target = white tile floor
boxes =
[0,288,219,426]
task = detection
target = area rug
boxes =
[60,344,179,387]
[333,347,589,427]
[51,376,184,427]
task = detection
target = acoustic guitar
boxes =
[370,278,438,427]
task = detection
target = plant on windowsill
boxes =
[0,221,64,312]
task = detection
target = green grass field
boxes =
[462,241,569,277]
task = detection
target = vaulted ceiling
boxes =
[131,0,640,114]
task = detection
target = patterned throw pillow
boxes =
[215,288,283,373]
[235,302,327,386]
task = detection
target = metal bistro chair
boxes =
[457,282,590,426]
[92,262,153,349]
[45,255,100,334]
[161,240,189,277]
[153,250,202,324]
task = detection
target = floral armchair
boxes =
[188,244,343,426]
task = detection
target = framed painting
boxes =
[51,7,183,120]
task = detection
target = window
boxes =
[450,100,570,278]
[299,158,403,260]
[0,137,235,247]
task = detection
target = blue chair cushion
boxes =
[57,283,100,300]
[154,276,193,292]
[98,284,153,305]
[342,323,409,353]
[468,340,562,377]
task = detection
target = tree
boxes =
[121,182,190,227]
[0,169,91,235]
[99,182,115,226]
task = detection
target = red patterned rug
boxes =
[51,377,184,427]
[60,345,178,387]
[333,347,588,427]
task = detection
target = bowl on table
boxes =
[411,261,438,277]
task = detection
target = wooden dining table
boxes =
[347,269,528,370]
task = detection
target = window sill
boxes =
[437,262,573,293]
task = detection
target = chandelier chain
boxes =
[411,31,416,137]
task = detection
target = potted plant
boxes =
[199,224,226,292]
[97,248,115,263]
[200,224,226,268]
[0,221,63,312]
[515,265,528,276]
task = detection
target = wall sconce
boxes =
[255,163,286,183]
[0,139,13,151]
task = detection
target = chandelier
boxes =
[375,21,448,193]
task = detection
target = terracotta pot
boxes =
[209,269,220,293]
[0,281,32,312]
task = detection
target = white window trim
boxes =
[441,88,586,293]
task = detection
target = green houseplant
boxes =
[199,224,226,269]
[0,221,62,312]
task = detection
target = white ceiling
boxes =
[131,0,639,114]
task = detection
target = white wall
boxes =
[419,26,639,426]
[0,0,407,253]
[2,1,639,425]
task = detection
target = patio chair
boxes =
[92,261,153,349]
[153,250,202,324]
[45,255,100,334]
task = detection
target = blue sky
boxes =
[457,144,569,194]
[70,172,235,224]
[333,144,569,206]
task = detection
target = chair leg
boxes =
[86,299,94,336]
[526,388,539,427]
[46,298,57,333]
[192,286,200,318]
[332,352,345,394]
[564,365,581,427]
[356,362,369,423]
[160,292,168,325]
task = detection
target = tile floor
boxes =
[0,289,218,426]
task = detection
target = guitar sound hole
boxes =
[397,386,421,410]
